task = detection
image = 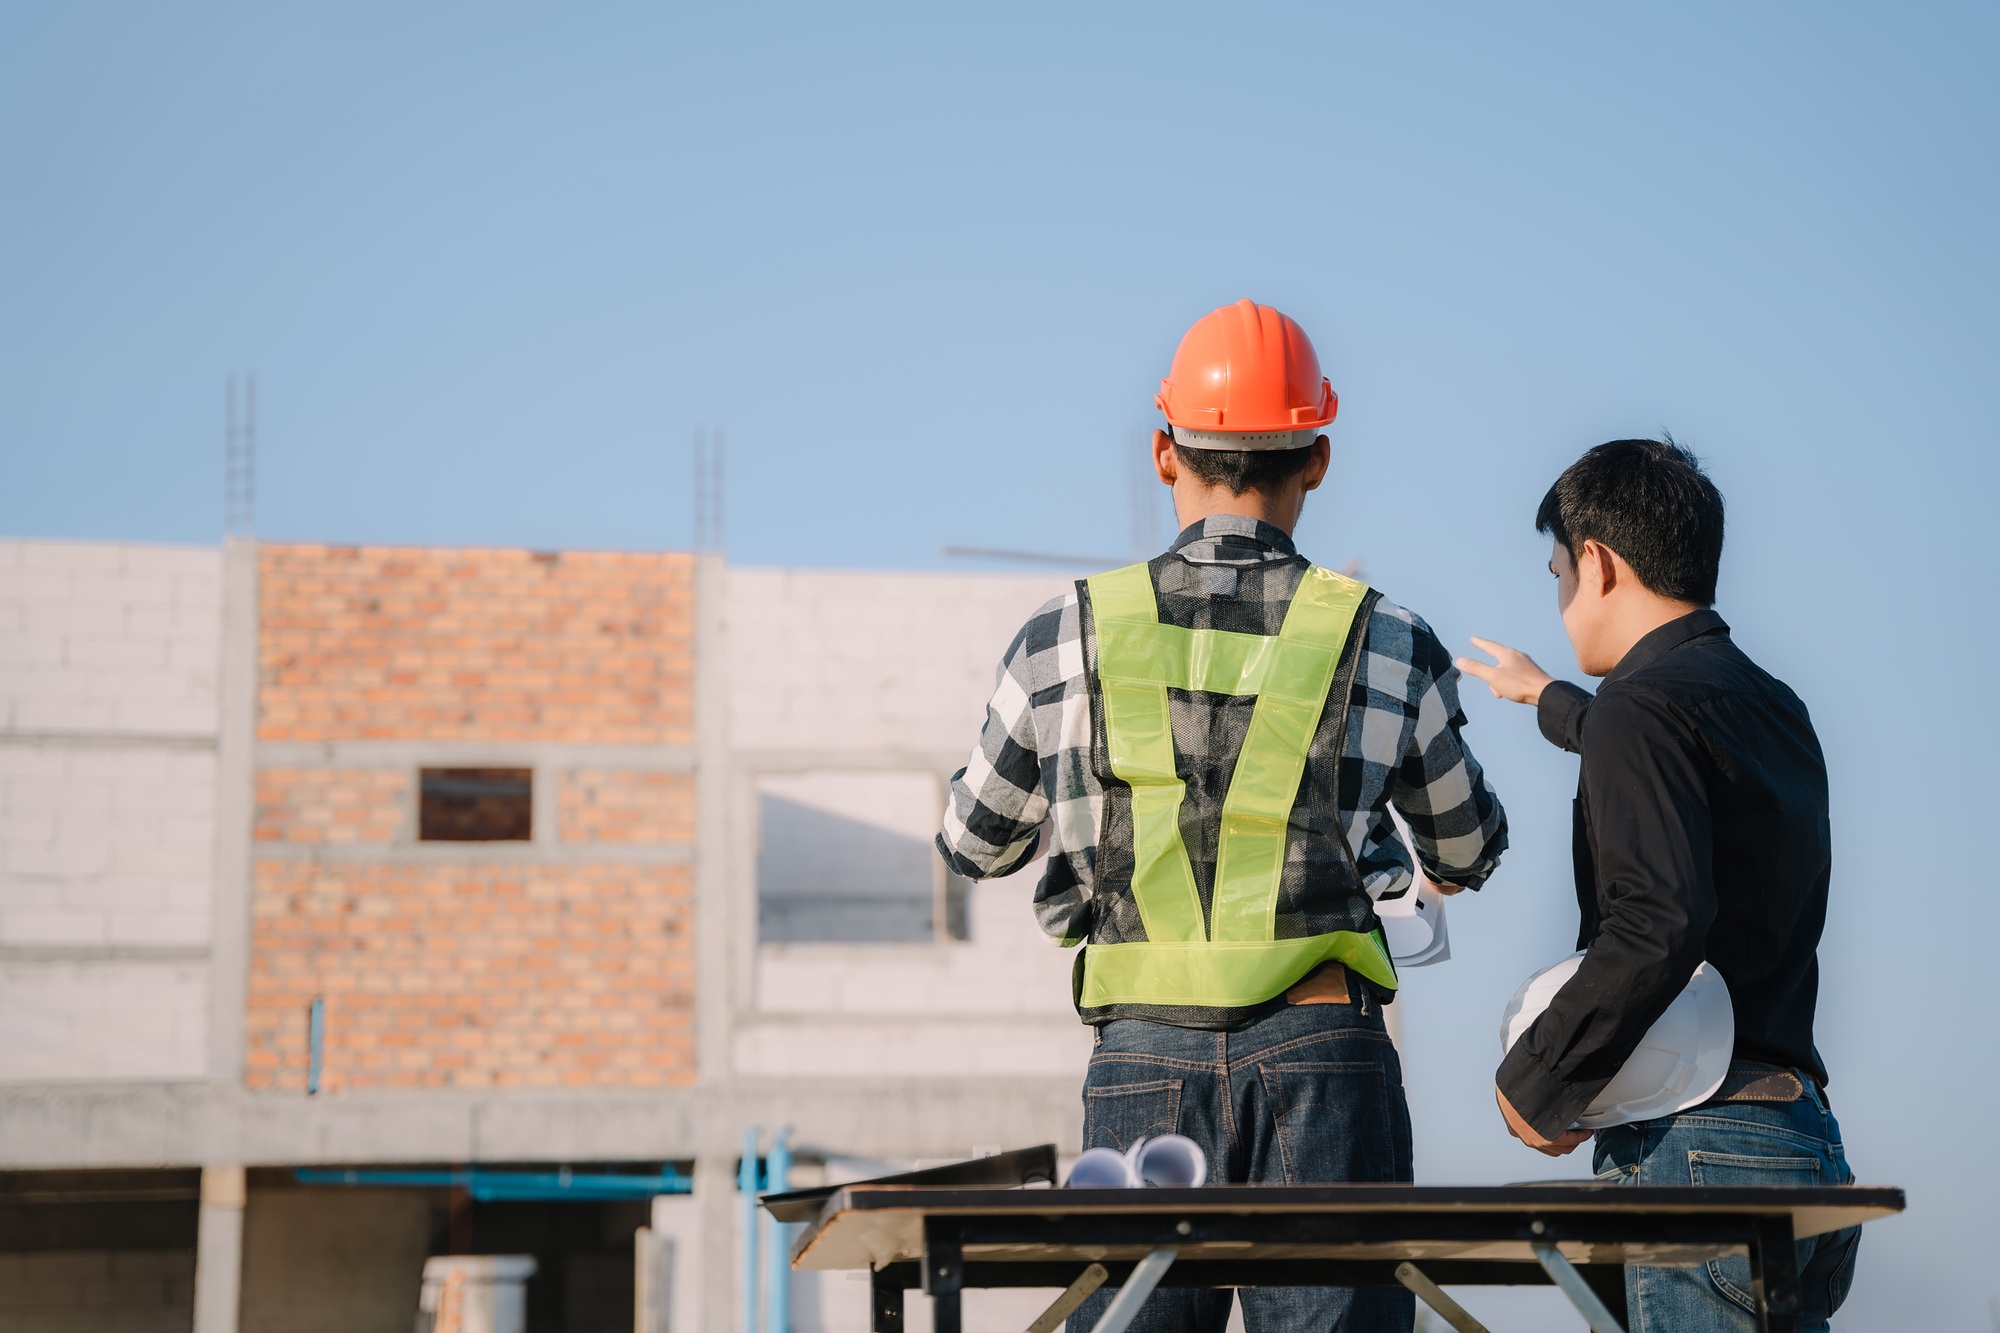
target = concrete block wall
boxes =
[238,1187,433,1333]
[725,569,1067,755]
[0,1251,196,1333]
[726,568,1092,1078]
[1,746,216,948]
[0,958,209,1081]
[0,540,221,1084]
[246,545,699,1093]
[0,540,222,736]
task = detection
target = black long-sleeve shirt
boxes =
[1496,610,1833,1139]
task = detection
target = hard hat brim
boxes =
[1167,424,1326,453]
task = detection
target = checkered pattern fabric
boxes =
[938,516,1508,954]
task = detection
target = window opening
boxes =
[419,768,533,842]
[756,769,963,944]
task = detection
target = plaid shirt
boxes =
[938,516,1508,948]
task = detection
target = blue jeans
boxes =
[1068,998,1415,1333]
[1591,1081,1861,1332]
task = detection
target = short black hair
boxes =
[1172,441,1318,496]
[1535,437,1725,605]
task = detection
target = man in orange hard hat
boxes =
[941,300,1510,1331]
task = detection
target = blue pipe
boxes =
[740,1126,761,1333]
[306,996,324,1095]
[765,1126,792,1333]
[292,1166,692,1201]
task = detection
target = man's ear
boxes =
[1299,435,1332,493]
[1579,539,1619,597]
[1152,429,1179,486]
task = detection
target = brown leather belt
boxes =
[1703,1060,1810,1106]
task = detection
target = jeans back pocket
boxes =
[1686,1150,1823,1313]
[1259,1060,1404,1185]
[1082,1078,1184,1154]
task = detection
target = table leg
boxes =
[1580,1264,1628,1327]
[1026,1263,1109,1333]
[1749,1218,1801,1333]
[1393,1262,1491,1333]
[1531,1243,1626,1333]
[922,1218,964,1333]
[870,1265,905,1333]
[1087,1248,1177,1333]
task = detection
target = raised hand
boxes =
[1456,637,1555,707]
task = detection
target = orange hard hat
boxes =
[1156,299,1337,449]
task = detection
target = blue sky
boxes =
[5,3,1997,1326]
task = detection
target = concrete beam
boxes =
[254,740,697,770]
[246,842,695,866]
[0,1077,1081,1168]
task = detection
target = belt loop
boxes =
[1358,984,1371,1017]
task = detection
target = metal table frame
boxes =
[784,1184,1903,1333]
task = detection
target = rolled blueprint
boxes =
[1063,1135,1208,1188]
[1129,1134,1207,1188]
[1064,1147,1138,1188]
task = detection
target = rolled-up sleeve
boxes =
[938,624,1049,881]
[1391,623,1509,890]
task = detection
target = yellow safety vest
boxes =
[1078,561,1397,1010]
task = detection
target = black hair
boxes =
[1172,441,1319,496]
[1535,437,1725,605]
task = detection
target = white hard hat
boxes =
[1377,875,1450,968]
[1377,813,1450,968]
[1499,952,1735,1129]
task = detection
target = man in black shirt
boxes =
[1459,439,1860,1332]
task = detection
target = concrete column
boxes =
[206,538,258,1085]
[646,1194,702,1333]
[692,552,733,1085]
[694,1154,738,1333]
[192,1166,245,1333]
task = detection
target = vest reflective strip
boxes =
[1085,561,1395,1007]
[1078,930,1400,1009]
[1092,563,1204,944]
[1210,566,1368,942]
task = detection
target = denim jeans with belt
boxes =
[1066,996,1415,1333]
[1591,1079,1862,1333]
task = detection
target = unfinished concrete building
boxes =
[0,536,1085,1332]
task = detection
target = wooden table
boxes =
[783,1182,1903,1333]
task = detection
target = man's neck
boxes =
[1602,598,1705,674]
[1172,486,1300,536]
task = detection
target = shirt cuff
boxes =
[1496,1040,1602,1141]
[1537,680,1591,754]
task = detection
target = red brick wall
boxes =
[246,861,694,1090]
[255,768,406,845]
[247,543,701,1092]
[557,770,695,844]
[258,546,695,743]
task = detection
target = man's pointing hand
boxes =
[1457,638,1555,707]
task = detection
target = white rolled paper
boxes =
[1128,1135,1207,1188]
[1064,1146,1139,1188]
